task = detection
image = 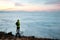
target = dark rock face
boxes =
[7,32,14,36]
[0,32,14,39]
[0,32,59,40]
[0,32,6,38]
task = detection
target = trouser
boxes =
[17,27,20,33]
[16,27,20,37]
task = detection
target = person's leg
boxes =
[16,27,19,37]
[16,27,21,37]
[17,27,20,33]
[17,27,21,37]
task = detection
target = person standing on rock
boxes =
[15,19,20,37]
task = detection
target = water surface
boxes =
[0,11,60,39]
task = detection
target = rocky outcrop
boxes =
[0,32,58,40]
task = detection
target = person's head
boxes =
[17,19,19,22]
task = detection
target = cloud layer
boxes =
[45,0,60,4]
[0,0,60,11]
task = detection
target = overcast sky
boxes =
[0,0,60,11]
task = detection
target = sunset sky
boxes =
[0,0,60,11]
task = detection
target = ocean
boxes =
[0,11,60,39]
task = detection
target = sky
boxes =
[0,0,60,11]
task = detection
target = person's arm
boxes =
[19,22,20,27]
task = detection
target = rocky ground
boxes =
[0,32,59,40]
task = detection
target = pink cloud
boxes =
[0,0,60,11]
[4,4,60,11]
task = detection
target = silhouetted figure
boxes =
[15,19,20,37]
